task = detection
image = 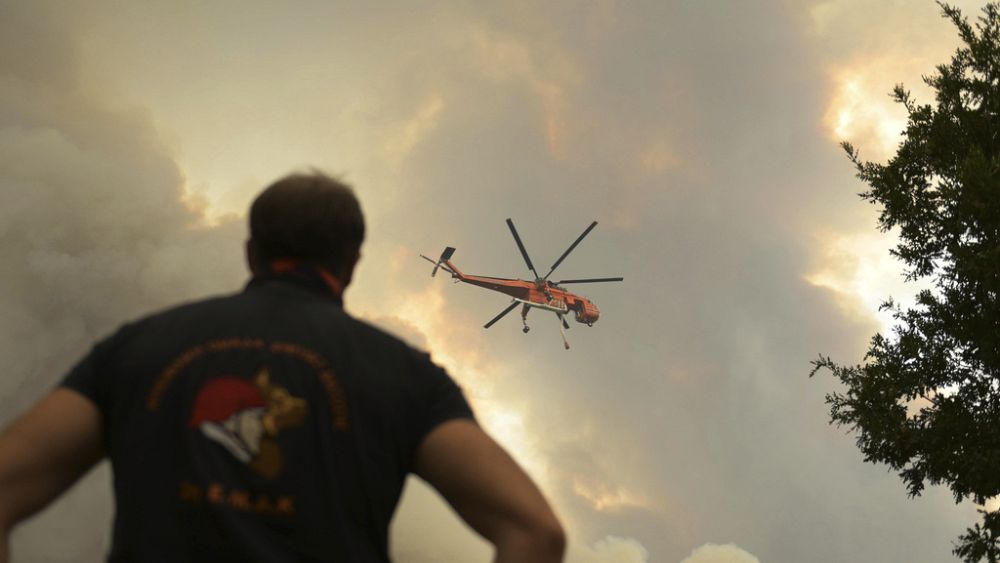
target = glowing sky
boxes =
[0,1,990,561]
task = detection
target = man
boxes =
[0,172,565,562]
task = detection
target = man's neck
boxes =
[249,260,345,303]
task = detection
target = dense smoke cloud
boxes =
[0,3,246,559]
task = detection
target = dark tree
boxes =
[811,3,1000,561]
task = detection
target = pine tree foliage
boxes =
[811,3,1000,561]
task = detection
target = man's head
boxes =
[247,171,365,285]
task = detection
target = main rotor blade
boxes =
[506,218,540,279]
[544,221,597,280]
[553,277,624,284]
[484,301,519,329]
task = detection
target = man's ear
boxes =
[340,250,361,288]
[246,239,262,275]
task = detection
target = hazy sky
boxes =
[1,1,991,561]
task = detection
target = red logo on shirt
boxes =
[189,368,307,479]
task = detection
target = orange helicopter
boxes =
[421,219,623,349]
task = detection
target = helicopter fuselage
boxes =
[442,264,601,325]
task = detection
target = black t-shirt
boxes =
[61,275,474,563]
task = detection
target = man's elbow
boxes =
[540,517,567,559]
[497,515,566,562]
[0,494,15,535]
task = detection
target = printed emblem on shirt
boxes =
[148,338,349,432]
[187,368,307,479]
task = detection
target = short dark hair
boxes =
[249,172,365,269]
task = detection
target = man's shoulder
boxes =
[99,292,242,345]
[134,281,338,326]
[134,291,247,326]
[111,288,434,369]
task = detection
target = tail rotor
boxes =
[420,247,456,277]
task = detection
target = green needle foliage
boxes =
[811,3,1000,561]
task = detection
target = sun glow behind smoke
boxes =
[810,52,941,335]
[823,60,911,162]
[377,280,551,484]
[805,231,913,334]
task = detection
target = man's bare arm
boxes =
[413,419,565,563]
[0,389,104,563]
